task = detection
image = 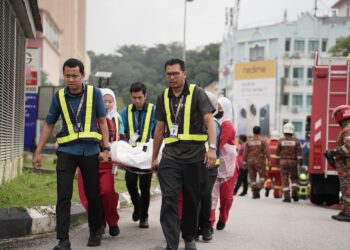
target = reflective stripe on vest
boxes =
[57,85,102,144]
[113,114,120,141]
[128,103,153,144]
[164,84,208,144]
[215,159,220,165]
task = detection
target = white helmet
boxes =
[270,130,281,140]
[205,91,217,111]
[283,123,295,134]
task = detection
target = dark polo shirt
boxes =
[156,83,214,163]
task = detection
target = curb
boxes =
[0,187,162,242]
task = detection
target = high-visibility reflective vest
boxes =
[112,114,121,141]
[164,84,208,144]
[56,85,102,145]
[127,103,154,144]
[267,139,280,171]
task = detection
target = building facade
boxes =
[219,11,350,138]
[0,0,42,185]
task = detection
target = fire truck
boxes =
[308,50,349,205]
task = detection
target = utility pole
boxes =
[183,0,193,62]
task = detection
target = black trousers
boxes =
[199,173,217,231]
[158,158,207,250]
[234,168,249,194]
[56,152,103,240]
[125,170,153,219]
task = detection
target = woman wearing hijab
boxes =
[210,97,238,231]
[77,88,122,237]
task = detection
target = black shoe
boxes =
[216,221,225,230]
[292,195,299,202]
[265,188,271,197]
[252,192,260,199]
[332,212,350,222]
[87,231,102,247]
[109,225,120,236]
[202,228,213,241]
[139,218,149,228]
[239,192,247,196]
[184,240,197,250]
[53,239,71,250]
[283,198,291,203]
[132,210,140,222]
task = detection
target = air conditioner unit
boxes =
[307,79,313,85]
[283,52,290,59]
[292,79,299,86]
[293,52,301,59]
[291,107,299,113]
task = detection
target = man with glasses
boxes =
[152,58,217,250]
[33,58,109,249]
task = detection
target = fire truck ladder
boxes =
[325,61,350,178]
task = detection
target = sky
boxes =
[87,0,337,55]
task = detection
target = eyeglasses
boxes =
[166,72,181,78]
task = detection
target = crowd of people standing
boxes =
[32,56,349,250]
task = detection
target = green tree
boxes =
[329,36,350,56]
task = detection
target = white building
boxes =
[219,11,350,138]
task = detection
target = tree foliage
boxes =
[88,43,219,107]
[329,36,350,57]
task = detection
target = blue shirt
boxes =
[121,103,156,142]
[46,84,107,156]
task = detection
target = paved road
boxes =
[12,193,350,250]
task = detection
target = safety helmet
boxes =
[270,130,281,140]
[283,123,295,134]
[332,105,350,124]
[205,91,217,112]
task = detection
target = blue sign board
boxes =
[24,93,38,151]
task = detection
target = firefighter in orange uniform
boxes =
[265,131,282,198]
[243,126,271,199]
[276,123,303,202]
[329,105,350,222]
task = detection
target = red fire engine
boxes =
[309,50,349,205]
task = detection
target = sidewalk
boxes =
[0,187,161,244]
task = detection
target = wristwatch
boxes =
[209,144,217,150]
[103,146,111,152]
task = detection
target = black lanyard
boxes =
[68,93,85,131]
[170,95,184,125]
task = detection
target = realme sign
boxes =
[235,60,276,80]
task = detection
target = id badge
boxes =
[129,132,140,145]
[170,124,179,137]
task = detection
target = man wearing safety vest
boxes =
[121,82,156,229]
[32,58,110,249]
[151,58,217,250]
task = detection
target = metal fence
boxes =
[0,0,26,162]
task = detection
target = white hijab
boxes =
[100,88,117,119]
[217,97,233,124]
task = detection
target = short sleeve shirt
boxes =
[156,83,214,163]
[46,84,107,156]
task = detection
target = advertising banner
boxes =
[24,48,40,150]
[234,60,276,136]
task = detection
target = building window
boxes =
[292,121,303,133]
[307,67,313,85]
[293,67,304,79]
[307,95,312,106]
[292,94,303,106]
[284,66,290,78]
[249,45,265,61]
[308,40,319,52]
[322,39,328,52]
[285,38,291,52]
[282,94,289,105]
[294,40,305,52]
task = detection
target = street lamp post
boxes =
[183,0,193,62]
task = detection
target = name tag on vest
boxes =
[281,141,296,146]
[248,141,261,146]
